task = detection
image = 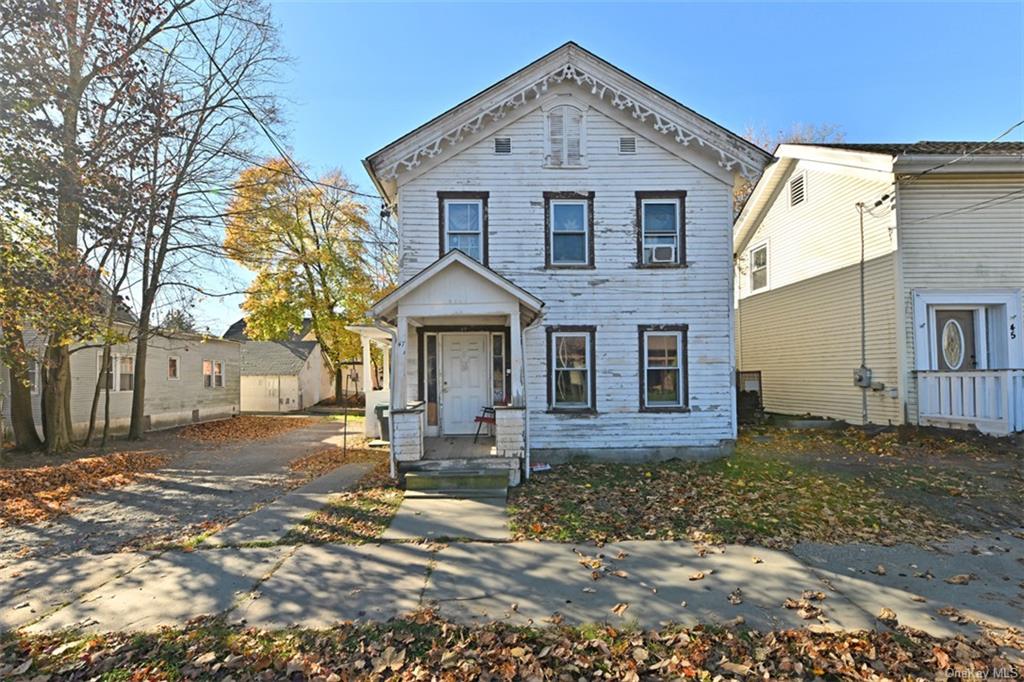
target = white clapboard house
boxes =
[349,43,770,484]
[734,141,1024,435]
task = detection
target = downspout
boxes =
[520,309,545,481]
[371,321,398,479]
[856,202,869,426]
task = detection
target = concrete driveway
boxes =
[0,419,352,565]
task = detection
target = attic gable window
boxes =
[789,172,806,206]
[545,104,585,168]
[494,137,511,154]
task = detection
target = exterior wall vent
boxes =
[494,137,512,154]
[619,136,637,154]
[789,173,806,206]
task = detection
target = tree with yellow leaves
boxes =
[225,160,393,401]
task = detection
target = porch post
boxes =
[361,336,372,391]
[394,314,409,408]
[509,305,524,406]
[381,339,391,393]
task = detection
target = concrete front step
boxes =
[404,457,519,471]
[405,469,510,493]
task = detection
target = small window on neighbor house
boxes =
[214,361,224,388]
[167,356,179,380]
[98,354,114,390]
[750,244,768,291]
[789,173,806,206]
[640,197,681,265]
[642,330,686,409]
[494,137,511,154]
[546,105,584,167]
[203,359,214,388]
[550,331,592,409]
[550,200,588,265]
[443,199,484,262]
[118,356,135,392]
[619,136,636,154]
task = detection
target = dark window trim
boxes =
[635,190,687,268]
[416,325,511,404]
[543,191,596,269]
[638,324,690,413]
[545,325,597,413]
[438,191,489,266]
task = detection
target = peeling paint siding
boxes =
[735,161,902,425]
[395,105,737,449]
[1,334,240,438]
[897,174,1024,419]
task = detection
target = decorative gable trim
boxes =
[366,43,770,195]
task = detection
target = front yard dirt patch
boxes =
[179,416,315,443]
[0,452,167,528]
[284,451,403,544]
[1,611,1018,680]
[510,426,1023,548]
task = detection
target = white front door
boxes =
[441,333,489,434]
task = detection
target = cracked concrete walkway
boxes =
[6,531,1022,639]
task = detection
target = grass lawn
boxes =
[509,426,1023,548]
[1,612,1016,680]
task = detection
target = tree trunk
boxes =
[128,315,150,439]
[84,343,111,445]
[2,330,43,451]
[42,344,73,454]
[334,367,343,405]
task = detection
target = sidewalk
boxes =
[7,533,1022,638]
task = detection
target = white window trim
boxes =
[542,101,588,169]
[789,171,807,207]
[748,242,769,292]
[548,199,589,265]
[97,352,135,392]
[641,198,681,265]
[443,198,484,260]
[203,358,225,389]
[643,331,684,408]
[551,331,592,409]
[167,355,180,381]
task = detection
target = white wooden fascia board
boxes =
[776,144,895,173]
[370,251,543,319]
[733,158,793,254]
[367,49,770,185]
[894,155,1024,174]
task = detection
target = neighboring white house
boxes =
[238,340,334,412]
[1,326,241,439]
[734,141,1024,435]
[351,42,770,483]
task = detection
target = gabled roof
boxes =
[733,139,1024,254]
[223,317,315,342]
[363,42,770,202]
[240,340,319,376]
[370,250,544,321]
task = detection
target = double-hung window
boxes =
[203,359,218,388]
[749,244,768,291]
[439,192,488,264]
[544,192,593,267]
[97,352,133,391]
[639,325,688,411]
[548,326,595,410]
[636,191,685,266]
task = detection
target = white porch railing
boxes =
[917,370,1024,436]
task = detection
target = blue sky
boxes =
[195,1,1024,331]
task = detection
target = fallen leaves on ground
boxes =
[179,416,315,443]
[284,455,401,544]
[288,444,382,480]
[0,611,1019,681]
[509,449,958,548]
[0,452,167,527]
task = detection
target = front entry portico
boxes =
[352,251,544,483]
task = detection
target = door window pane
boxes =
[492,334,506,405]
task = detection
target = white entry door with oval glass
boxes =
[440,333,489,434]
